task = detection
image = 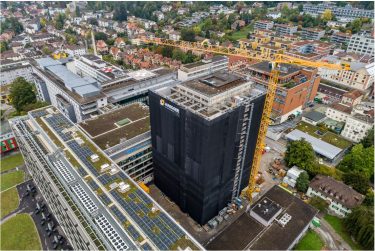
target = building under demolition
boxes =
[149,71,266,224]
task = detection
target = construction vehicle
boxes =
[140,37,350,203]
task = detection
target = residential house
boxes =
[307,175,364,217]
[114,37,126,48]
[254,20,274,30]
[161,5,172,13]
[177,8,189,15]
[231,20,246,30]
[64,45,86,57]
[96,40,108,54]
[153,11,164,21]
[326,102,353,122]
[341,90,363,106]
[169,31,181,41]
[341,113,374,142]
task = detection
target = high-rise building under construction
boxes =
[149,71,266,224]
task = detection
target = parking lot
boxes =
[16,180,72,250]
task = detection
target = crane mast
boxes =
[140,37,350,203]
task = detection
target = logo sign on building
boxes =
[160,98,179,116]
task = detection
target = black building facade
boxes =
[149,86,266,225]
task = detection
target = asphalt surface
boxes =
[11,180,72,250]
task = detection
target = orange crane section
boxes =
[140,37,350,202]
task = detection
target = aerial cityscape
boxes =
[0,1,373,250]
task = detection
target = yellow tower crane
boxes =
[140,37,350,202]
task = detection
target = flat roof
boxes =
[303,111,326,122]
[182,72,247,97]
[248,61,301,77]
[285,129,343,160]
[79,103,150,149]
[28,106,201,251]
[206,185,318,250]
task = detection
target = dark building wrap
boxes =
[149,90,266,224]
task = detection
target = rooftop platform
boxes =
[79,103,150,149]
[27,106,202,251]
[248,61,301,77]
[182,72,246,97]
[206,185,318,250]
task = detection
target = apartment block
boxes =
[347,34,374,56]
[307,175,364,217]
[301,28,325,40]
[275,24,298,36]
[149,72,266,224]
[341,113,374,143]
[331,32,352,45]
[0,61,34,85]
[79,103,153,184]
[177,56,228,81]
[303,3,374,19]
[10,107,202,251]
[31,57,108,123]
[254,20,274,30]
[237,62,320,123]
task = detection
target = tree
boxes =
[9,78,37,113]
[42,46,52,55]
[181,29,196,42]
[360,127,374,148]
[95,32,108,41]
[343,171,370,194]
[54,13,66,30]
[363,190,374,206]
[309,196,329,212]
[321,9,333,22]
[338,144,374,180]
[345,206,374,250]
[285,139,316,171]
[205,30,210,39]
[0,17,24,34]
[236,23,241,31]
[75,6,81,17]
[296,172,309,193]
[0,41,8,53]
[113,3,128,21]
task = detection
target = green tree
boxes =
[363,190,374,206]
[54,13,66,30]
[0,41,8,53]
[75,6,81,17]
[95,32,108,41]
[309,196,329,212]
[0,17,24,34]
[360,127,374,148]
[113,3,128,21]
[344,206,374,250]
[9,78,37,113]
[181,29,196,42]
[42,46,52,55]
[296,172,309,193]
[342,171,370,194]
[337,144,374,180]
[285,139,316,171]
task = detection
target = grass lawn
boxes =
[227,25,254,41]
[1,153,24,173]
[324,214,363,250]
[0,213,42,250]
[295,230,324,250]
[0,187,20,218]
[295,121,351,149]
[1,170,24,192]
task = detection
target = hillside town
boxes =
[0,1,374,251]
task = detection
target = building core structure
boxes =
[149,71,266,224]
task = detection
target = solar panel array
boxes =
[99,194,112,206]
[141,242,153,250]
[88,179,100,191]
[67,141,100,177]
[44,114,73,142]
[110,190,184,250]
[110,206,127,224]
[34,111,195,250]
[30,110,48,118]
